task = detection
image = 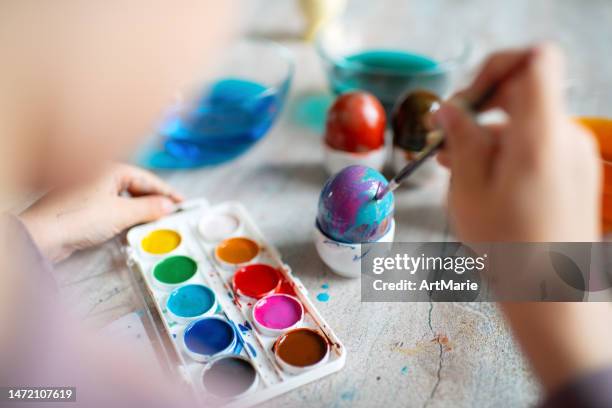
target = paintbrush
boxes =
[375,52,534,200]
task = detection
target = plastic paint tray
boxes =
[125,198,346,407]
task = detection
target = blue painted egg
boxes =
[317,165,394,243]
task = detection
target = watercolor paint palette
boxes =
[125,199,346,407]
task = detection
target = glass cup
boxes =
[139,39,294,169]
[316,14,470,114]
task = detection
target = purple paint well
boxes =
[253,294,303,330]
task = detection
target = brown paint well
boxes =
[274,328,329,367]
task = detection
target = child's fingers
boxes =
[434,102,494,192]
[456,48,530,111]
[436,123,505,169]
[436,150,450,168]
[114,195,177,230]
[493,44,566,160]
[505,43,566,127]
[116,164,184,202]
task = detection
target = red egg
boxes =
[324,92,386,153]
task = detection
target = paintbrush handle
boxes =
[391,132,444,185]
[375,131,444,200]
[377,51,535,200]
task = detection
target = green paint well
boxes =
[153,255,197,284]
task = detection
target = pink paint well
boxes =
[253,294,303,330]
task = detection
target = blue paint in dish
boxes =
[184,317,236,356]
[167,284,216,318]
[140,77,290,169]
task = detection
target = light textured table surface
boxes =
[54,1,612,406]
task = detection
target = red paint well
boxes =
[232,264,282,299]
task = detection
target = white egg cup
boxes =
[313,219,395,278]
[323,144,386,175]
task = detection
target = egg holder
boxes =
[323,143,387,175]
[125,198,346,407]
[314,219,396,278]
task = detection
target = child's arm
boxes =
[20,163,183,262]
[435,44,612,400]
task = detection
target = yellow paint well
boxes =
[141,229,181,254]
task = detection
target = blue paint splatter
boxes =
[247,343,257,357]
[352,247,372,261]
[401,366,409,375]
[341,389,356,401]
[238,321,253,333]
[316,292,330,302]
[233,340,244,355]
[323,239,356,250]
[172,333,177,339]
[321,283,329,289]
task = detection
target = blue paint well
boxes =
[184,318,235,356]
[316,292,330,302]
[167,284,216,318]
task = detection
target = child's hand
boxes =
[21,164,183,262]
[435,44,601,242]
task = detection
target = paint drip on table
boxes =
[317,165,394,243]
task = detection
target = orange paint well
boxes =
[215,237,259,265]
